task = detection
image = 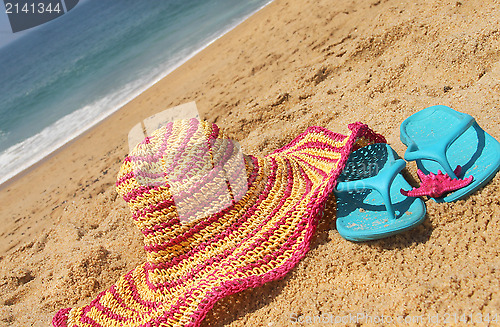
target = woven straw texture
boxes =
[53,118,385,327]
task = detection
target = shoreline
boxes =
[1,0,499,326]
[0,0,274,189]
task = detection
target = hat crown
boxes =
[116,118,252,222]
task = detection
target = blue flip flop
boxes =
[334,143,427,242]
[400,105,500,202]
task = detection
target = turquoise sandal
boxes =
[334,143,427,242]
[400,105,500,202]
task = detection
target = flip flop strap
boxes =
[335,158,406,219]
[404,113,474,178]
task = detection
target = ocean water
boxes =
[0,0,272,185]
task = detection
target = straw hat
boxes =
[53,118,385,327]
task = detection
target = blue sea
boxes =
[0,0,272,185]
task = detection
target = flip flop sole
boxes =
[336,166,426,242]
[403,107,500,202]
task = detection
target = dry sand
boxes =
[1,0,500,326]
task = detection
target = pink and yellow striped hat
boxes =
[53,118,385,327]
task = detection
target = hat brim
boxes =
[53,120,385,327]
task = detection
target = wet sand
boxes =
[1,0,499,326]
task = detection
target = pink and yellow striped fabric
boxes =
[53,119,385,327]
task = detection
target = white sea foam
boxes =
[0,0,274,186]
[0,76,148,185]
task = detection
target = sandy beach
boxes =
[1,0,500,325]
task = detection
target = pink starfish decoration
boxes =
[401,165,474,198]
